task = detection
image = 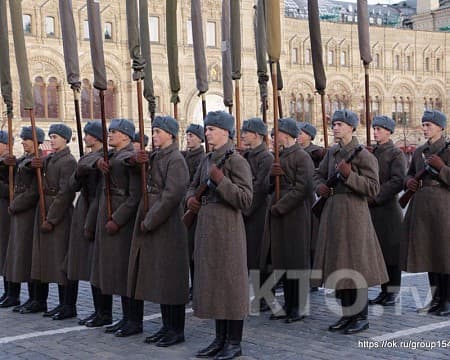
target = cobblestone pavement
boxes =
[0,273,449,360]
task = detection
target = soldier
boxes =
[368,116,406,306]
[240,118,273,313]
[403,110,450,316]
[186,111,252,360]
[260,118,314,323]
[182,123,206,300]
[89,119,141,336]
[297,122,326,168]
[2,127,44,312]
[313,109,388,334]
[132,132,149,152]
[127,116,190,347]
[0,130,12,306]
[52,121,104,321]
[28,124,77,317]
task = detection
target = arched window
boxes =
[20,76,60,119]
[81,78,116,120]
[47,77,59,118]
[289,93,313,122]
[392,96,411,125]
[33,76,46,118]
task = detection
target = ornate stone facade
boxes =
[1,0,448,155]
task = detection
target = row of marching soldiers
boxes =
[0,107,449,358]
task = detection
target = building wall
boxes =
[1,0,448,155]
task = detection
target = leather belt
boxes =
[201,195,222,205]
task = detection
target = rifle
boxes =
[398,140,450,209]
[182,149,234,229]
[312,145,364,218]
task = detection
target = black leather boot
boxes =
[145,304,169,343]
[79,285,100,325]
[0,281,20,308]
[329,289,355,332]
[156,304,185,347]
[344,295,369,335]
[433,274,450,317]
[214,320,243,360]
[196,320,226,358]
[115,298,143,337]
[21,282,47,314]
[85,292,112,327]
[368,291,387,305]
[43,284,61,317]
[418,272,440,313]
[13,282,33,313]
[380,292,399,306]
[53,281,78,320]
[106,296,129,333]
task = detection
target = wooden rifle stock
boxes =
[311,145,364,218]
[398,140,450,209]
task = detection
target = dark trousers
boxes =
[283,277,299,316]
[160,304,186,334]
[63,280,79,307]
[127,298,144,324]
[7,281,21,299]
[340,288,368,318]
[215,319,243,345]
[382,265,401,295]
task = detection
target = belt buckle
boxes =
[201,196,207,205]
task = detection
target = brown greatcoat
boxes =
[260,143,314,271]
[0,157,11,275]
[90,143,141,296]
[128,142,189,304]
[66,150,102,281]
[186,140,253,320]
[182,146,206,259]
[369,140,406,266]
[243,143,273,270]
[403,136,450,274]
[3,155,39,283]
[313,137,388,290]
[31,147,77,285]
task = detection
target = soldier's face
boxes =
[108,129,129,148]
[276,131,290,147]
[21,139,34,154]
[205,126,228,149]
[297,131,311,146]
[132,142,140,151]
[152,127,173,149]
[422,121,443,141]
[332,121,353,142]
[241,131,256,147]
[373,126,391,144]
[49,134,67,152]
[185,132,201,149]
[84,133,98,148]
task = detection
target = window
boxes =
[291,48,298,64]
[406,55,411,71]
[84,20,90,40]
[436,58,441,72]
[81,79,116,120]
[340,51,347,66]
[23,14,32,34]
[374,53,381,69]
[45,16,55,36]
[425,57,430,72]
[149,16,159,43]
[206,21,216,47]
[328,50,334,65]
[376,18,382,26]
[392,96,411,125]
[186,20,193,45]
[290,93,313,122]
[22,76,60,119]
[155,96,161,113]
[104,22,112,40]
[305,49,311,64]
[395,55,400,70]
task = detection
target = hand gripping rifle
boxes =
[398,140,450,209]
[312,145,364,218]
[182,149,234,229]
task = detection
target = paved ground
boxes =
[0,272,449,359]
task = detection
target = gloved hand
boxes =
[337,160,351,178]
[105,220,120,235]
[270,162,284,177]
[3,155,17,167]
[134,150,149,164]
[97,158,110,174]
[365,145,374,154]
[270,205,281,217]
[317,184,331,198]
[209,165,225,184]
[40,220,54,233]
[428,154,445,171]
[187,196,201,214]
[31,157,43,169]
[406,178,419,192]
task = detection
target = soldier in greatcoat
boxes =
[127,116,190,347]
[240,118,273,313]
[52,121,104,321]
[182,123,206,300]
[186,111,252,360]
[28,124,77,317]
[89,119,141,336]
[367,116,406,306]
[2,127,44,313]
[0,130,13,307]
[403,110,450,316]
[259,118,314,323]
[132,132,149,152]
[313,109,388,334]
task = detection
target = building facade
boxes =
[0,0,449,155]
